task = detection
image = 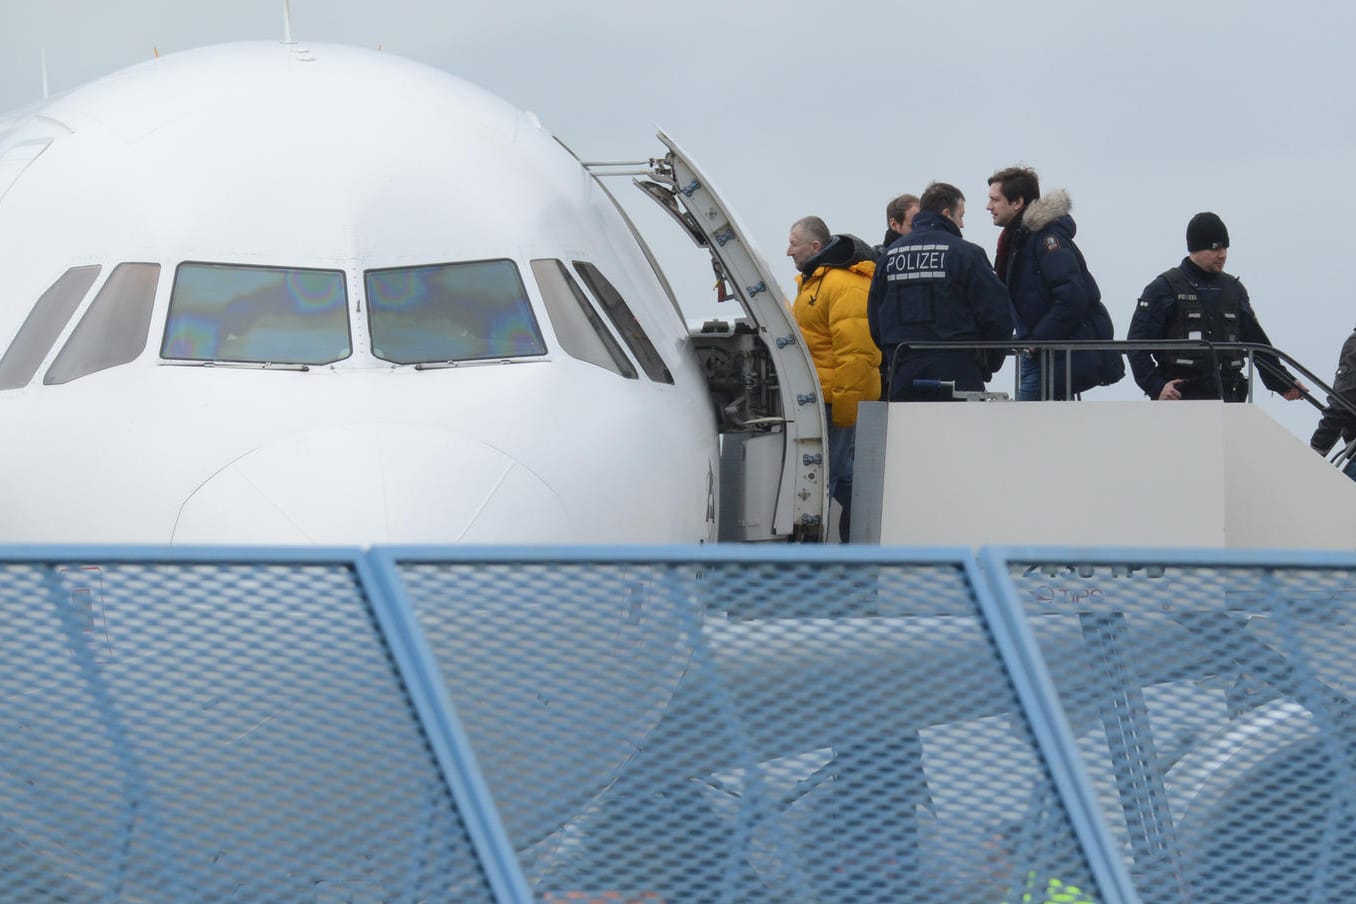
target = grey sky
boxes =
[4,0,1354,441]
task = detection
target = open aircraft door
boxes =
[628,131,829,541]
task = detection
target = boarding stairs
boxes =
[585,132,830,542]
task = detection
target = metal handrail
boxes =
[885,338,1356,472]
[887,339,1230,403]
[1246,349,1356,471]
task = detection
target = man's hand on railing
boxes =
[1252,355,1312,403]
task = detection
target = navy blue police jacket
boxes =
[1127,257,1295,401]
[868,211,1013,392]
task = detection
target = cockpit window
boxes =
[365,259,546,365]
[530,259,637,378]
[161,263,350,365]
[45,263,160,385]
[572,261,673,384]
[0,265,100,389]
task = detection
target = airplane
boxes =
[0,27,838,902]
[5,22,1352,904]
[0,40,806,549]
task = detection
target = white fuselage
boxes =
[0,41,718,546]
[0,41,721,887]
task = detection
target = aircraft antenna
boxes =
[282,0,295,45]
[41,49,49,99]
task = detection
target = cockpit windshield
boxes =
[364,260,546,365]
[161,263,351,365]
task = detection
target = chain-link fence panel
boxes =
[985,548,1356,903]
[0,551,501,903]
[382,546,1109,903]
[38,543,1348,902]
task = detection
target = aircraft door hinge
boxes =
[795,393,817,406]
[802,453,822,466]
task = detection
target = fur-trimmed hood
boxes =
[1022,188,1073,234]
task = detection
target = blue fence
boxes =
[4,544,1356,902]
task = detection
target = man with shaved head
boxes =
[787,215,880,541]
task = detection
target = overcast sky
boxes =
[4,0,1354,442]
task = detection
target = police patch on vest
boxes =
[1043,235,1060,252]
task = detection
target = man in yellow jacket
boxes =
[786,216,881,542]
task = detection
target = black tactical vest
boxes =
[1159,267,1246,381]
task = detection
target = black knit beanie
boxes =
[1186,212,1229,252]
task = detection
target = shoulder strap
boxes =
[1218,273,1243,306]
[1027,231,1115,341]
[1161,267,1193,299]
[1030,230,1095,300]
[1029,228,1047,282]
[1067,238,1090,275]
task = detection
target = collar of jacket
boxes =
[797,261,875,289]
[1179,256,1225,284]
[908,210,961,238]
[799,233,875,277]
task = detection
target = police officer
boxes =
[1310,326,1356,480]
[868,181,1013,400]
[1127,212,1307,402]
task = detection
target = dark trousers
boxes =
[887,351,984,402]
[1171,372,1247,402]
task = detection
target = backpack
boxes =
[1032,235,1125,394]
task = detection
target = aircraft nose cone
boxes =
[173,424,570,544]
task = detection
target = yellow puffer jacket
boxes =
[792,259,881,427]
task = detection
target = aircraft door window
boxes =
[571,261,674,384]
[160,263,351,366]
[530,259,637,379]
[0,265,101,390]
[45,263,160,385]
[364,260,546,365]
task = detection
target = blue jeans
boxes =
[1018,353,1080,401]
[826,406,855,542]
[1017,355,1042,401]
[1344,458,1356,483]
